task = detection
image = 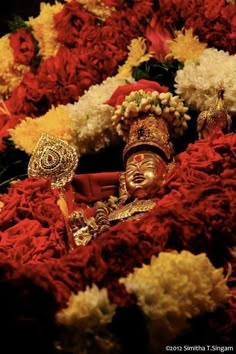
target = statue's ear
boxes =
[118,172,129,204]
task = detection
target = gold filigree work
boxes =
[28,134,78,189]
[123,115,173,162]
[68,210,97,246]
[108,198,157,222]
[197,86,232,139]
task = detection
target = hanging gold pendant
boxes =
[28,134,78,189]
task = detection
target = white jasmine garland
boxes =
[175,48,236,113]
[119,250,229,350]
[67,76,135,154]
[112,90,191,140]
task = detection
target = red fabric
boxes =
[72,171,121,203]
[105,79,169,107]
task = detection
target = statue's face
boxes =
[125,151,167,199]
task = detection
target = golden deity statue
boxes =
[66,81,191,246]
[27,80,232,248]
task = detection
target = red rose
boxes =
[9,29,36,65]
[54,0,96,47]
[105,79,169,107]
[0,101,25,151]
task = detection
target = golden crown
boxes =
[111,89,190,162]
[122,114,173,162]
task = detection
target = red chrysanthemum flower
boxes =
[9,29,36,65]
[54,0,96,47]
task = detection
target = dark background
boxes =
[0,0,58,36]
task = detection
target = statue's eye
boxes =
[140,161,156,169]
[126,164,136,176]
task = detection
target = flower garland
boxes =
[0,34,30,99]
[175,47,236,113]
[9,105,79,155]
[67,76,134,154]
[0,0,236,155]
[0,0,153,121]
[26,1,63,59]
[112,90,191,139]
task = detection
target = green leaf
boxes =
[8,16,28,32]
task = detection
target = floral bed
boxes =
[0,1,236,353]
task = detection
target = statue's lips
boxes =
[132,176,145,183]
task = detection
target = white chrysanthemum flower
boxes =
[175,48,236,113]
[67,76,135,154]
[120,250,229,350]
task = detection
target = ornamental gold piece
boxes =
[108,198,157,222]
[28,134,78,189]
[197,86,232,139]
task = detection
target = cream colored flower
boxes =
[120,250,229,350]
[57,284,116,327]
[67,76,135,154]
[166,28,207,63]
[112,90,191,140]
[116,37,153,79]
[0,34,29,99]
[175,47,236,113]
[27,2,63,59]
[9,105,78,155]
[56,285,117,354]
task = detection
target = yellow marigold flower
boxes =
[65,0,115,20]
[0,34,29,100]
[166,28,207,63]
[116,37,153,79]
[27,2,63,59]
[9,105,78,155]
[0,200,4,211]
